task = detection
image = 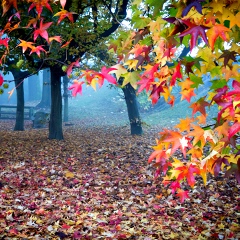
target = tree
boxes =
[0,0,130,140]
[109,0,240,200]
[69,0,240,200]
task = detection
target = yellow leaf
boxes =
[109,64,127,80]
[218,223,225,230]
[65,171,74,178]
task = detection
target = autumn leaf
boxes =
[180,88,196,102]
[54,9,76,24]
[33,20,53,42]
[182,0,204,17]
[170,181,181,194]
[179,19,209,51]
[61,38,73,48]
[175,117,194,132]
[97,66,117,87]
[213,157,229,177]
[109,64,127,80]
[0,37,9,49]
[176,189,189,203]
[17,39,35,53]
[49,36,61,43]
[190,97,210,116]
[159,130,191,156]
[148,149,167,163]
[28,0,52,16]
[0,74,3,86]
[188,124,205,146]
[66,58,80,77]
[218,50,237,67]
[150,83,165,104]
[68,80,84,96]
[228,122,240,139]
[2,0,18,16]
[170,62,182,86]
[206,24,230,50]
[30,45,46,57]
[178,78,194,90]
[121,71,139,89]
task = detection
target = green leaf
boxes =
[210,79,227,90]
[209,66,222,77]
[139,36,152,46]
[121,71,140,89]
[189,73,203,88]
[132,16,151,29]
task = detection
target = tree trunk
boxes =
[62,75,69,122]
[49,67,63,140]
[36,68,51,108]
[11,70,25,131]
[122,83,143,135]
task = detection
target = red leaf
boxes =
[0,38,9,49]
[66,58,80,77]
[28,0,52,16]
[176,189,189,203]
[0,74,3,86]
[96,66,117,87]
[30,45,46,57]
[228,122,240,139]
[33,20,52,42]
[62,223,71,229]
[171,62,182,86]
[170,181,180,194]
[69,80,84,97]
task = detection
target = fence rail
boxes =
[0,105,35,120]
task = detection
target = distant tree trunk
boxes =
[49,66,63,140]
[62,75,69,122]
[28,74,41,101]
[36,68,51,108]
[11,70,25,131]
[122,83,143,135]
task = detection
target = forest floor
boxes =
[0,117,240,239]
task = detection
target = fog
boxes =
[0,70,218,128]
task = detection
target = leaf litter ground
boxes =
[0,120,239,240]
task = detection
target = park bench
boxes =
[0,105,35,120]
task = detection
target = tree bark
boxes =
[62,75,69,122]
[11,70,25,131]
[36,68,51,108]
[48,67,63,140]
[14,79,24,131]
[122,83,143,135]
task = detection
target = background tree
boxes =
[0,0,130,140]
[69,0,240,201]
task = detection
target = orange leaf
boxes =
[17,39,35,53]
[207,24,230,50]
[2,0,18,16]
[175,117,194,132]
[190,97,210,117]
[49,36,61,43]
[180,88,196,102]
[188,125,205,146]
